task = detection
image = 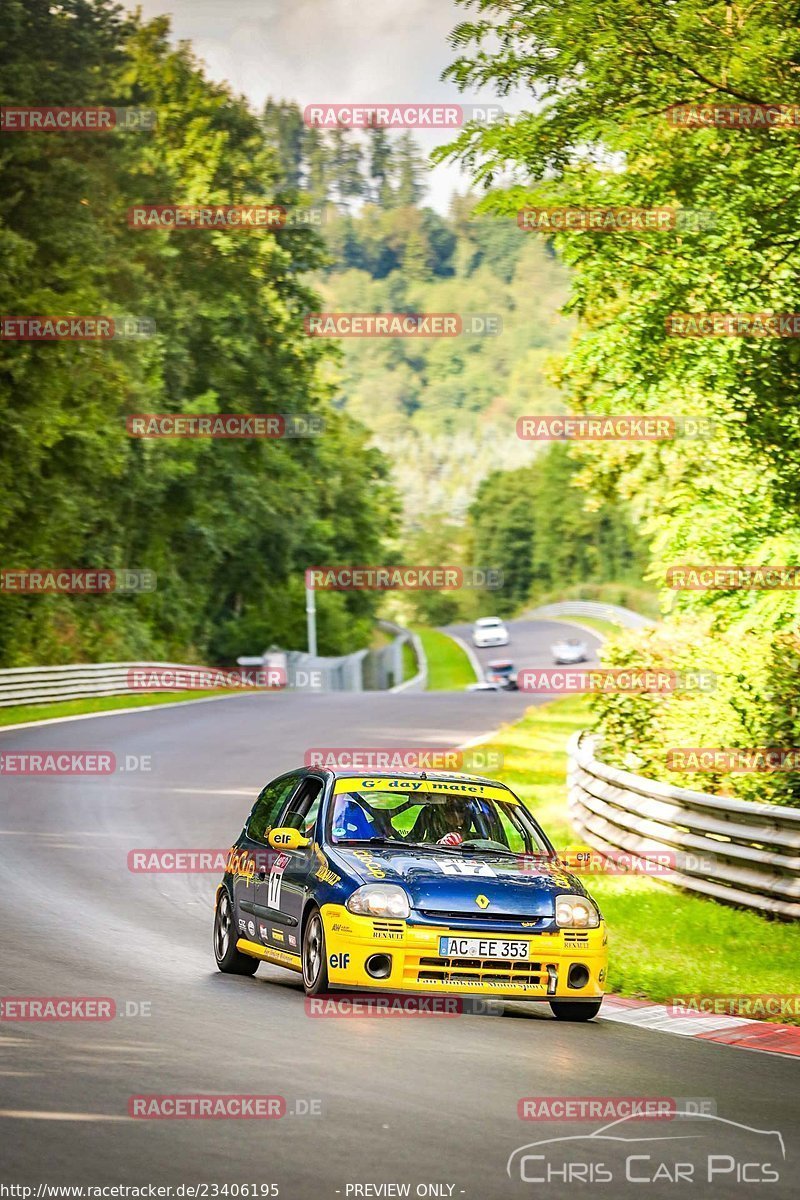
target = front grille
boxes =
[419,910,547,927]
[564,932,589,946]
[409,955,546,988]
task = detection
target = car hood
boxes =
[330,846,587,917]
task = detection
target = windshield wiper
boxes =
[339,837,410,847]
[458,844,519,857]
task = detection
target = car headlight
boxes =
[555,893,600,928]
[346,884,410,919]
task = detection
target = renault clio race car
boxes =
[213,768,608,1020]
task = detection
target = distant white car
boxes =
[552,637,589,665]
[472,617,510,648]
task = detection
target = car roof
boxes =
[475,616,502,624]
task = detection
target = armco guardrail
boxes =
[0,626,426,707]
[0,662,221,708]
[529,600,655,629]
[380,621,427,693]
[568,731,800,920]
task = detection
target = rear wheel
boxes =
[302,908,329,996]
[549,1000,602,1022]
[214,889,259,975]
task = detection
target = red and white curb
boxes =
[600,995,800,1058]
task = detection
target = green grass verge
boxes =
[550,615,623,640]
[401,639,418,683]
[476,695,800,1021]
[0,689,245,727]
[414,628,476,691]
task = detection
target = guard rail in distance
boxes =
[0,626,427,707]
[529,600,654,629]
[0,662,215,709]
[568,731,800,920]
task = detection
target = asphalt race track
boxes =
[443,617,603,680]
[0,621,796,1199]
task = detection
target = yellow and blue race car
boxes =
[213,768,608,1020]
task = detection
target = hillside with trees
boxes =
[260,101,577,524]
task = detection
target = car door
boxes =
[233,771,301,941]
[255,773,326,955]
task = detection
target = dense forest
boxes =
[0,1,397,666]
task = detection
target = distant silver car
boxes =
[552,637,589,665]
[472,617,510,648]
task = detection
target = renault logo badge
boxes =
[476,894,490,909]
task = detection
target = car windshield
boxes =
[488,664,512,675]
[329,787,551,856]
[478,619,501,627]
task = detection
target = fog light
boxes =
[567,963,590,989]
[366,953,392,979]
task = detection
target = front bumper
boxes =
[321,904,607,1000]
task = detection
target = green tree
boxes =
[439,0,800,800]
[328,125,364,207]
[261,99,305,191]
[366,125,395,206]
[0,0,397,666]
[394,132,427,207]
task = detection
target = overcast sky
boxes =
[129,0,516,211]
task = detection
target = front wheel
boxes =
[214,889,259,975]
[302,908,329,996]
[549,999,602,1022]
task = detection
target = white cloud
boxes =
[126,0,510,211]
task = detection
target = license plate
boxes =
[438,936,530,959]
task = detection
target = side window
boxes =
[281,777,325,837]
[247,774,300,844]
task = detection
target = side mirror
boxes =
[267,827,311,851]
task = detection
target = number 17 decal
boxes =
[268,852,290,910]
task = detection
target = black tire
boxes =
[549,999,602,1022]
[214,888,259,975]
[302,907,329,996]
